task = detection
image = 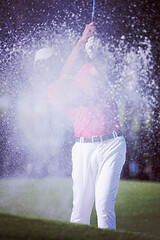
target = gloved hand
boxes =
[80,22,96,43]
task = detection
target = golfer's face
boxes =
[35,60,50,74]
[34,59,55,84]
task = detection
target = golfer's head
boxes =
[34,47,54,80]
[34,47,54,69]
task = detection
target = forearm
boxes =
[58,22,96,82]
[59,39,85,80]
[48,39,84,102]
[48,23,96,104]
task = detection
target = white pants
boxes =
[70,136,126,229]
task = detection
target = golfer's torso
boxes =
[66,62,121,137]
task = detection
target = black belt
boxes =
[76,130,123,143]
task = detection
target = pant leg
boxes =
[70,142,98,225]
[95,136,126,229]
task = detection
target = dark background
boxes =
[0,0,159,180]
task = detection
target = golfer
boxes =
[48,22,126,229]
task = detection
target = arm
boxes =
[59,22,96,81]
[48,23,96,105]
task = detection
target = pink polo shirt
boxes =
[48,62,121,137]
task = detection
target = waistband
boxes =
[75,130,123,143]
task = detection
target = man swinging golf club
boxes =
[48,22,126,229]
